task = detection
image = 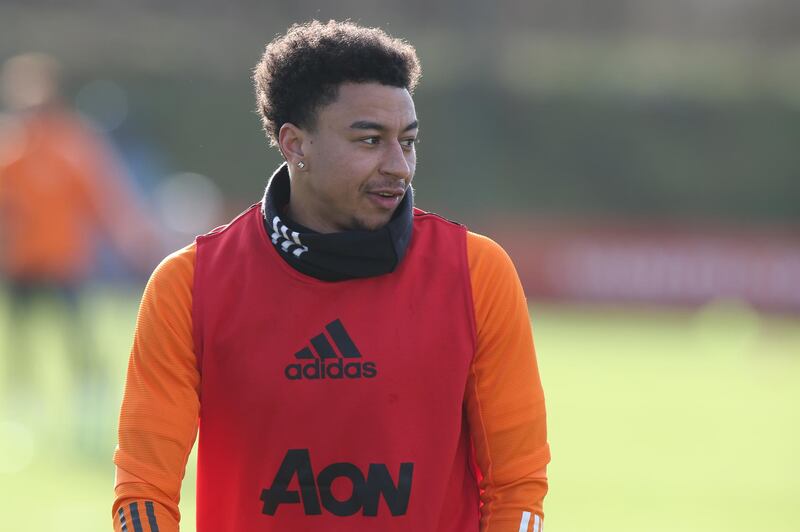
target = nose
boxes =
[379,140,412,183]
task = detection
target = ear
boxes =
[278,123,306,167]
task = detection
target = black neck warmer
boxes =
[261,164,414,282]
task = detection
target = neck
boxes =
[285,178,342,234]
[261,163,415,282]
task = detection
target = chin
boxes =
[349,214,391,232]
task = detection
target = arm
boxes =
[464,232,550,532]
[112,243,199,531]
[67,114,162,274]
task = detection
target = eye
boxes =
[361,136,381,146]
[400,137,417,150]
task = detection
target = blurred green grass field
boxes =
[0,289,798,531]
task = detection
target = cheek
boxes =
[321,139,371,172]
[311,142,348,180]
[405,152,417,180]
[331,148,380,183]
[314,146,373,199]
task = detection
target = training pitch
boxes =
[0,290,798,531]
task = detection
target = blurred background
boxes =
[0,1,798,530]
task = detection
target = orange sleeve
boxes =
[112,242,199,532]
[465,231,550,532]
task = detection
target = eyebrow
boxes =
[349,120,418,133]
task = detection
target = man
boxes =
[113,20,549,532]
[0,53,154,443]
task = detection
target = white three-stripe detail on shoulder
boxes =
[533,513,541,532]
[518,511,531,532]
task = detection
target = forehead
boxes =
[317,82,416,130]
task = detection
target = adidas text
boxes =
[285,359,377,380]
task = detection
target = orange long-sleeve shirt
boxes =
[113,230,549,531]
[0,109,105,280]
[0,108,158,281]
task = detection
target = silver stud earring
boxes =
[297,161,306,169]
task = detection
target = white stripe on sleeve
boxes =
[533,513,541,532]
[518,511,531,532]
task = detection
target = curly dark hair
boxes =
[253,20,422,146]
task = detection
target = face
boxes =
[284,82,418,233]
[1,56,59,111]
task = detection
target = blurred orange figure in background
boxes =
[0,53,157,444]
[0,53,154,283]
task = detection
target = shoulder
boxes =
[466,231,526,320]
[411,208,467,240]
[196,204,262,245]
[466,231,518,278]
[412,207,464,227]
[50,109,110,156]
[132,243,198,356]
[0,113,28,170]
[145,242,196,297]
[155,242,196,276]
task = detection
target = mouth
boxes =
[366,188,406,210]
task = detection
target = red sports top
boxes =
[114,205,549,531]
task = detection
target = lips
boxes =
[366,188,405,209]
